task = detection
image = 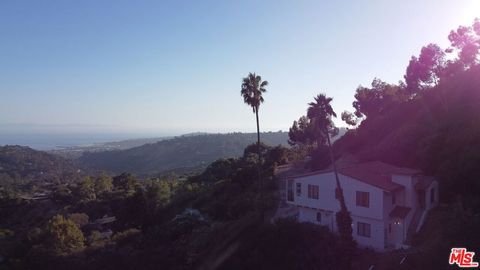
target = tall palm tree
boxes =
[241,72,268,219]
[307,94,337,147]
[307,95,342,197]
[307,94,354,268]
[241,72,268,146]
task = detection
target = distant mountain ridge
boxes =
[0,145,81,185]
[79,132,290,176]
[50,136,173,159]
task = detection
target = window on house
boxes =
[392,192,396,205]
[308,184,319,199]
[296,183,301,196]
[356,191,370,208]
[357,222,371,237]
[430,188,435,203]
[316,212,321,222]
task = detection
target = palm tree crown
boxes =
[241,73,268,113]
[307,94,336,132]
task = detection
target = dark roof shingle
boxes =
[338,165,403,191]
[286,161,421,191]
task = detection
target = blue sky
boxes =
[1,0,479,135]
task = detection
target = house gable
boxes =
[290,171,385,221]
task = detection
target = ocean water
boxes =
[0,133,152,150]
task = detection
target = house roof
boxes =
[389,206,411,219]
[286,161,421,192]
[346,161,420,176]
[275,163,309,178]
[340,161,421,191]
[93,216,116,225]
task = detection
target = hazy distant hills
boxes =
[0,145,81,185]
[79,132,290,176]
[0,130,348,182]
[50,136,173,159]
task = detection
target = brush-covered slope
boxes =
[79,132,289,176]
[335,65,480,203]
[0,145,81,185]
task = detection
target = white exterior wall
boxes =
[292,172,386,250]
[424,181,439,210]
[291,172,339,212]
[391,175,440,211]
[382,188,410,248]
[351,216,385,250]
[296,208,386,250]
[297,207,335,231]
[391,175,415,207]
[292,172,384,220]
[341,174,385,221]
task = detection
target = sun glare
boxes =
[465,0,480,21]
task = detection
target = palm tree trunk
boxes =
[255,108,264,221]
[326,132,344,206]
[327,129,354,269]
[256,109,260,145]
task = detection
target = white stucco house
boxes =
[284,161,438,251]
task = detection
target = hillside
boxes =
[329,64,480,269]
[50,136,172,159]
[79,132,290,176]
[334,65,480,198]
[0,145,81,186]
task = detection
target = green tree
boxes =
[243,142,270,159]
[145,179,172,209]
[404,43,445,93]
[200,158,237,183]
[221,218,344,270]
[52,184,72,202]
[139,179,173,227]
[288,115,317,147]
[87,230,103,246]
[352,78,404,119]
[244,143,288,169]
[341,111,358,126]
[95,173,113,196]
[114,186,147,227]
[0,186,20,205]
[46,214,85,253]
[287,116,320,162]
[77,176,96,201]
[264,145,288,167]
[307,93,355,269]
[113,172,138,194]
[67,213,89,228]
[448,19,480,68]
